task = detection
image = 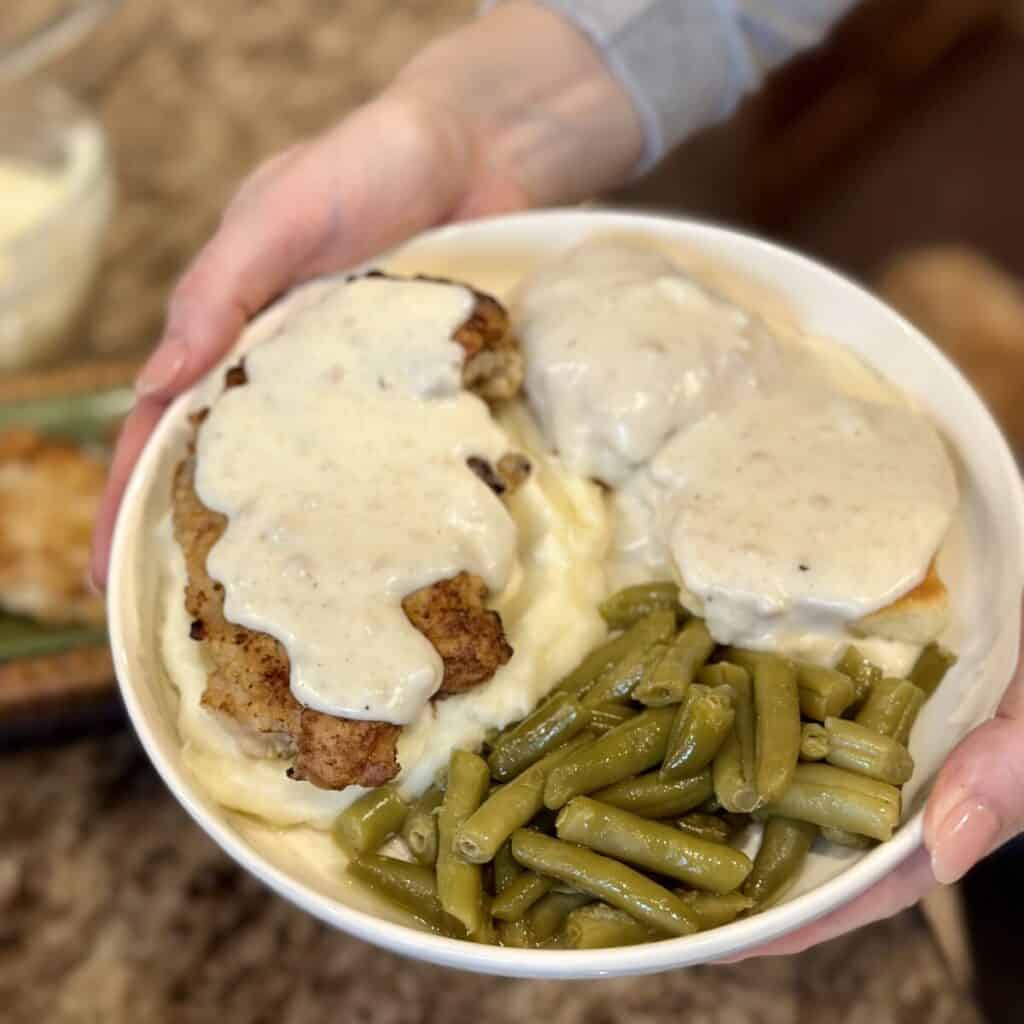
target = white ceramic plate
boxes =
[108,209,1024,978]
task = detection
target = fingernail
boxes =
[136,338,188,398]
[930,799,1001,884]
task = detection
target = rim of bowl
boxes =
[108,208,1024,978]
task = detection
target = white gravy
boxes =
[194,276,517,724]
[517,239,786,486]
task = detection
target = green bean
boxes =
[436,750,491,935]
[836,646,882,703]
[544,707,677,809]
[795,663,856,721]
[564,902,663,948]
[524,891,592,943]
[589,702,639,734]
[712,731,760,814]
[697,662,750,692]
[497,918,534,948]
[583,611,677,707]
[332,784,408,856]
[457,733,594,863]
[347,854,463,937]
[660,684,735,781]
[820,825,874,850]
[557,797,752,894]
[823,716,914,785]
[594,769,714,818]
[493,841,522,894]
[758,775,899,841]
[599,582,681,629]
[674,812,732,844]
[855,678,925,741]
[488,692,592,780]
[547,628,647,703]
[742,817,818,906]
[909,643,957,698]
[799,722,830,761]
[491,871,555,921]
[633,619,714,706]
[400,784,443,865]
[510,829,699,937]
[792,762,901,809]
[677,890,755,929]
[749,653,801,803]
[721,663,757,785]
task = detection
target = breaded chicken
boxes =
[0,430,106,626]
[174,278,523,790]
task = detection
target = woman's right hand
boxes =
[89,1,644,588]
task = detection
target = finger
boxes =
[720,846,934,962]
[135,95,471,402]
[924,619,1024,884]
[89,398,168,589]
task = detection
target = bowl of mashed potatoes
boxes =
[107,209,1024,977]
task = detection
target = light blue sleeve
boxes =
[483,1,860,171]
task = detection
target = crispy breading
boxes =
[0,429,106,626]
[174,278,521,790]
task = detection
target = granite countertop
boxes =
[0,1,989,1019]
[0,731,980,1023]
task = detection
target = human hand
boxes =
[726,603,1024,960]
[89,2,643,587]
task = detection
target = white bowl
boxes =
[108,209,1024,978]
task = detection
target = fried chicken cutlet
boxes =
[173,277,526,790]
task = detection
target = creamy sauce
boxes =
[164,406,609,826]
[195,276,517,724]
[515,239,959,655]
[0,160,65,247]
[517,239,786,486]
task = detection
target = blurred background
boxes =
[1,1,1022,1021]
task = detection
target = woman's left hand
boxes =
[727,604,1024,959]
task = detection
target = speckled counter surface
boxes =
[0,0,986,1019]
[0,731,980,1023]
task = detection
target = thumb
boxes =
[924,621,1024,884]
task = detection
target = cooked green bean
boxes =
[799,722,830,761]
[458,733,594,863]
[748,653,801,803]
[488,692,592,781]
[712,731,760,814]
[594,769,714,818]
[742,817,818,906]
[660,683,735,781]
[633,619,714,706]
[582,610,677,706]
[589,702,639,734]
[758,775,899,841]
[823,715,914,785]
[544,707,677,809]
[820,825,874,850]
[493,841,522,895]
[332,784,408,855]
[795,663,856,721]
[678,890,755,929]
[792,762,901,809]
[348,854,463,937]
[836,646,882,703]
[524,891,592,943]
[909,643,957,698]
[600,582,681,630]
[400,784,443,865]
[497,918,534,948]
[697,662,749,693]
[556,796,753,894]
[855,677,924,740]
[491,871,555,921]
[436,750,491,935]
[510,829,699,936]
[547,625,653,703]
[564,902,663,948]
[674,812,733,844]
[722,663,757,785]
